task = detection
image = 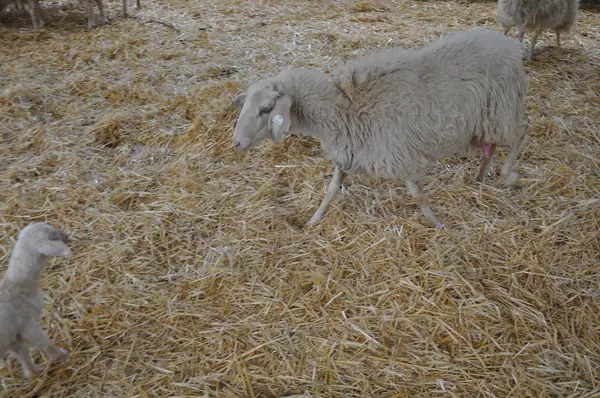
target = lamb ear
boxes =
[268,95,292,143]
[36,240,72,257]
[232,93,246,107]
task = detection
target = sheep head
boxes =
[17,222,72,258]
[232,78,292,151]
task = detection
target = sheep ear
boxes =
[36,240,71,257]
[268,95,292,143]
[232,93,246,107]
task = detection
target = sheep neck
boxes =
[4,243,46,289]
[280,70,348,147]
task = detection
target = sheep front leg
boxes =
[406,180,443,229]
[528,29,541,61]
[22,326,69,364]
[305,165,345,227]
[10,343,41,379]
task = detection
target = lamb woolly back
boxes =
[0,222,71,379]
[232,29,529,228]
[498,0,580,60]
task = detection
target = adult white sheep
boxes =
[0,222,71,379]
[232,29,529,228]
[498,0,580,61]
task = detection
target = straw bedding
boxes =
[1,0,599,396]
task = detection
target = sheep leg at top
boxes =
[528,29,542,61]
[406,180,443,229]
[305,165,345,227]
[518,28,525,43]
[26,0,43,30]
[136,0,140,9]
[85,0,95,29]
[123,0,127,17]
[10,343,41,379]
[94,0,106,26]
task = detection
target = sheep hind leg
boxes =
[475,143,496,183]
[94,0,106,26]
[518,27,525,43]
[9,343,40,379]
[305,165,345,227]
[85,0,95,30]
[406,180,443,229]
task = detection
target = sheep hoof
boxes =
[503,171,519,187]
[53,348,69,362]
[304,218,319,227]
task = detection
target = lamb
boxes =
[231,29,529,228]
[0,222,72,378]
[497,0,580,61]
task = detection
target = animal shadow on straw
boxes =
[520,36,587,63]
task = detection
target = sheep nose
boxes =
[233,141,241,150]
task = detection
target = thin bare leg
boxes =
[123,0,127,17]
[406,180,443,229]
[136,0,140,9]
[94,0,106,25]
[501,118,529,187]
[27,0,43,30]
[10,343,40,379]
[518,28,525,43]
[85,0,94,29]
[528,30,541,61]
[556,31,561,47]
[22,326,69,364]
[475,143,497,183]
[305,165,345,227]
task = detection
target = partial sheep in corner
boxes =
[231,29,529,228]
[0,222,71,379]
[0,0,44,30]
[498,0,580,60]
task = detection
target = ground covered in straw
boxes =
[1,0,599,396]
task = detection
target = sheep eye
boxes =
[259,105,274,116]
